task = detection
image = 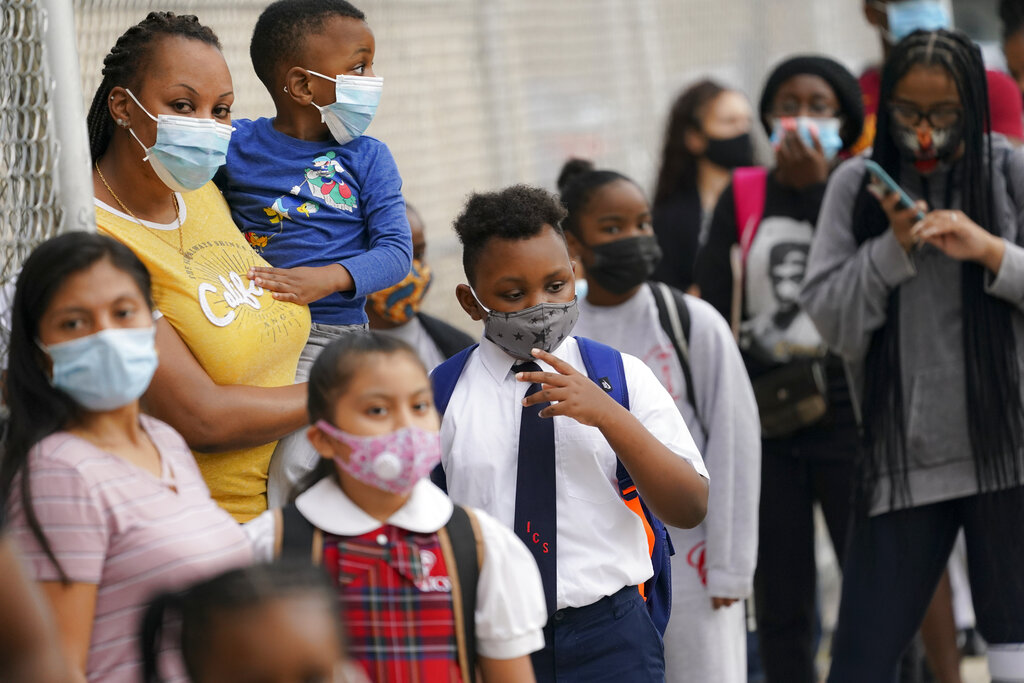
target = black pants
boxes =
[828,486,1024,683]
[754,439,856,683]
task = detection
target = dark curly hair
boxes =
[453,185,568,284]
[86,12,221,161]
[250,0,366,92]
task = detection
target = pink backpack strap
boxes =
[731,166,769,262]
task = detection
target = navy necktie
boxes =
[513,361,557,617]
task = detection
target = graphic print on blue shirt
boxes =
[216,117,412,326]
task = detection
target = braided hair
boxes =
[653,80,727,205]
[852,29,1023,508]
[86,12,221,161]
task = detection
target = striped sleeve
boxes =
[7,452,109,584]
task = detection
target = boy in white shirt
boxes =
[434,184,710,682]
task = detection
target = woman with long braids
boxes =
[802,30,1024,682]
[88,13,310,521]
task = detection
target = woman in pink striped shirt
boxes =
[1,232,251,682]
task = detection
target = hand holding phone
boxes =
[864,160,927,222]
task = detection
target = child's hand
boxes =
[247,264,354,305]
[711,597,739,610]
[516,348,626,429]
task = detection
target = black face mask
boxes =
[704,132,754,169]
[585,235,663,295]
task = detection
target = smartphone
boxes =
[864,160,926,221]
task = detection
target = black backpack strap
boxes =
[278,504,322,565]
[648,281,702,428]
[437,504,483,681]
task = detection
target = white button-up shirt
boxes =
[245,478,547,659]
[440,336,708,610]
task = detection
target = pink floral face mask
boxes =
[315,420,442,494]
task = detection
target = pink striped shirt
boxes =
[6,415,252,682]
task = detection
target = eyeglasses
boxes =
[888,102,963,128]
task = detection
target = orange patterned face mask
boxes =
[366,259,433,325]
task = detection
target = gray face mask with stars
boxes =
[471,290,580,361]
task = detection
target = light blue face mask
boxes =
[39,326,158,412]
[771,116,845,161]
[125,89,233,193]
[880,0,951,43]
[307,70,384,145]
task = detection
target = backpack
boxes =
[732,166,769,263]
[429,337,675,636]
[646,281,703,431]
[274,503,484,681]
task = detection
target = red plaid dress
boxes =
[323,524,463,683]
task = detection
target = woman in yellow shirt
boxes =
[87,12,311,521]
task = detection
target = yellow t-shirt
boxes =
[96,182,311,522]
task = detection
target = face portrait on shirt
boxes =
[455,223,576,319]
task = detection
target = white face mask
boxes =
[307,70,384,145]
[125,89,233,192]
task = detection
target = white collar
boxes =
[476,334,574,383]
[295,476,454,536]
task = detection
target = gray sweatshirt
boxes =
[576,287,761,598]
[801,138,1024,515]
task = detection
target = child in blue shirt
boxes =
[217,0,412,503]
[217,0,410,331]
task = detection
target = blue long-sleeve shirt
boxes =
[216,118,412,325]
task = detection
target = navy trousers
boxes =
[530,586,665,683]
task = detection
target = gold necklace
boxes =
[95,162,188,258]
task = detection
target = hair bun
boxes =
[557,158,595,194]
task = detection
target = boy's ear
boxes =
[455,284,485,322]
[283,67,316,106]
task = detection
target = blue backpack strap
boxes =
[428,344,478,493]
[576,336,674,636]
[576,336,633,485]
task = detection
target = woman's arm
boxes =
[37,582,97,683]
[0,538,73,683]
[519,349,708,529]
[800,159,918,361]
[142,318,307,452]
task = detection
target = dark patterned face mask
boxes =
[471,290,579,360]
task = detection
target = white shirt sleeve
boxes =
[622,352,710,479]
[243,509,276,563]
[471,507,548,660]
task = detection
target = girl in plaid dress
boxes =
[246,333,547,683]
